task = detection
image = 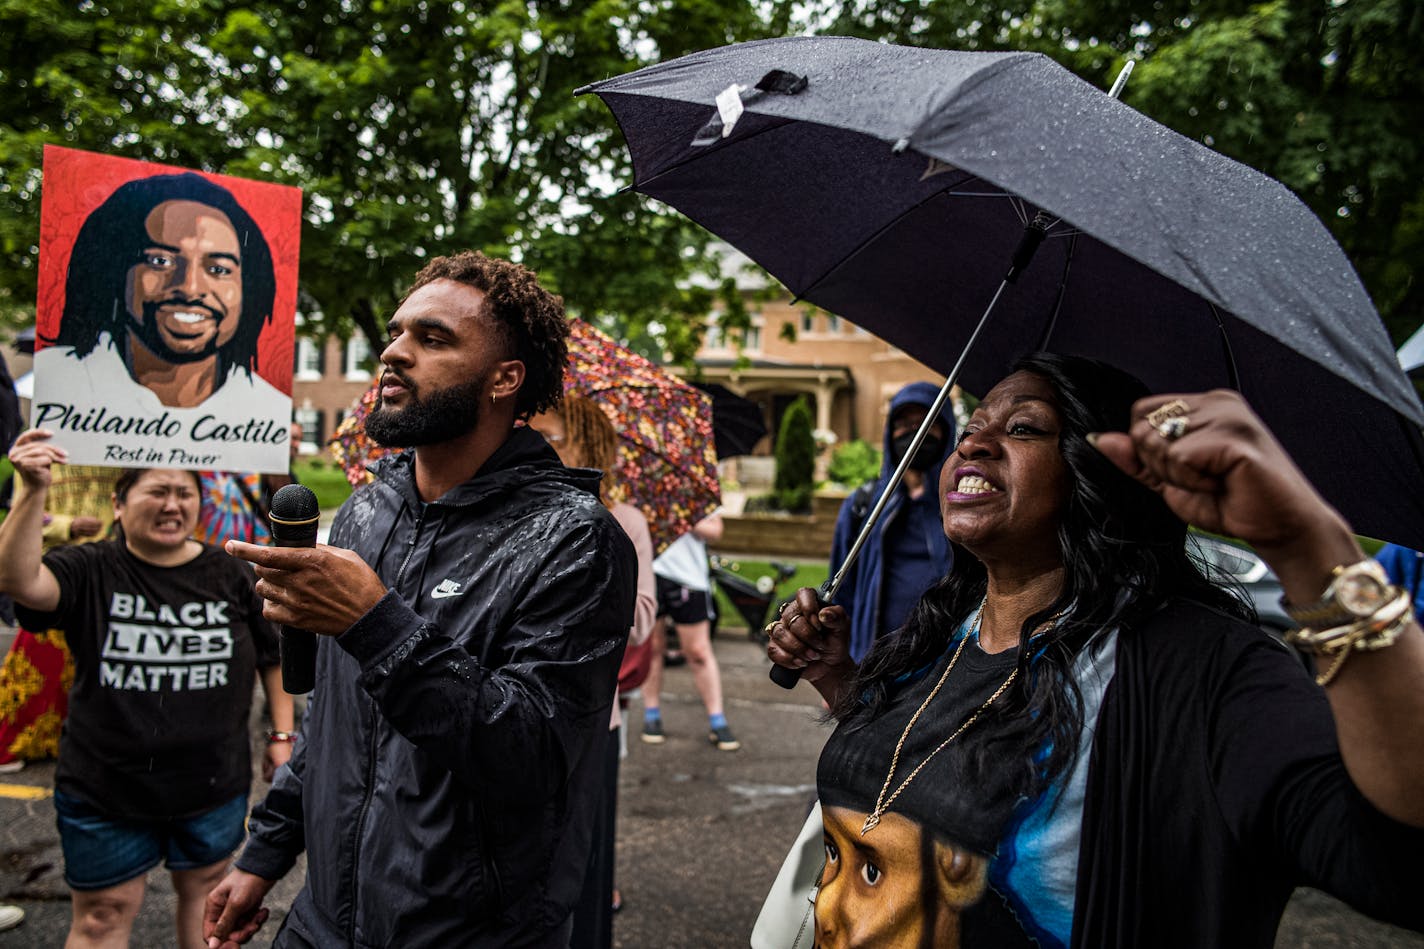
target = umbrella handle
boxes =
[768,581,834,689]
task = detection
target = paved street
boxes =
[3,630,1422,947]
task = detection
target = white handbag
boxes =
[750,801,825,949]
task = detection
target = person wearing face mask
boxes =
[829,382,955,662]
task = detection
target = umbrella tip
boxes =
[1108,60,1135,99]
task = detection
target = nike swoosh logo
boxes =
[431,580,463,600]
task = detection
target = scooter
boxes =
[708,555,800,642]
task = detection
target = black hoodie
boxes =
[237,427,637,947]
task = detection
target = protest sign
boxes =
[32,145,302,473]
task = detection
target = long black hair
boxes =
[832,352,1250,801]
[48,172,277,379]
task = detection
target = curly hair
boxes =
[555,392,623,507]
[406,251,568,420]
[48,173,276,379]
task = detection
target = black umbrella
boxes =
[581,36,1424,555]
[692,381,768,458]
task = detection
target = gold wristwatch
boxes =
[1282,559,1396,629]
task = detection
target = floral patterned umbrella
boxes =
[328,319,720,553]
[330,383,397,486]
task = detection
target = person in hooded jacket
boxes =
[829,382,956,662]
[203,251,638,949]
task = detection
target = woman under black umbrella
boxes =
[767,352,1424,948]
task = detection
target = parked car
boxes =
[1187,533,1295,634]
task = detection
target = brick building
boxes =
[290,331,375,455]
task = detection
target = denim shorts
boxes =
[53,790,248,891]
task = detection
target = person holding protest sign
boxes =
[0,433,293,949]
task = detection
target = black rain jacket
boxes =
[237,427,636,947]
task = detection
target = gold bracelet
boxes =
[1287,588,1414,686]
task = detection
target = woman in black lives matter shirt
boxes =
[0,429,292,949]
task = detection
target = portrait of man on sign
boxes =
[48,173,279,410]
[32,146,301,473]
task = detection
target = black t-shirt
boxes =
[818,628,1068,948]
[16,539,279,819]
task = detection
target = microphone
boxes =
[268,484,320,695]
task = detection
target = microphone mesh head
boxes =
[271,484,320,520]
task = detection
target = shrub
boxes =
[773,396,815,513]
[743,493,782,514]
[827,438,881,488]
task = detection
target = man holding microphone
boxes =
[204,251,637,947]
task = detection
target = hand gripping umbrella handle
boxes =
[768,579,835,689]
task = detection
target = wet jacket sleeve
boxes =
[234,691,312,880]
[338,517,637,805]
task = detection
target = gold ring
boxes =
[764,621,777,634]
[1145,399,1189,429]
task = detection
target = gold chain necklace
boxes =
[860,597,1060,837]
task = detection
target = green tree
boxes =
[773,395,816,512]
[0,0,771,358]
[794,0,1424,343]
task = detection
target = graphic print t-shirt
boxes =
[16,540,279,819]
[817,618,1117,948]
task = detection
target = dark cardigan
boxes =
[1073,598,1424,947]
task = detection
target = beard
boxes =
[127,298,230,365]
[365,371,488,448]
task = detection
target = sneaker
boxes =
[0,759,24,774]
[708,723,741,751]
[641,718,665,744]
[0,904,24,933]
